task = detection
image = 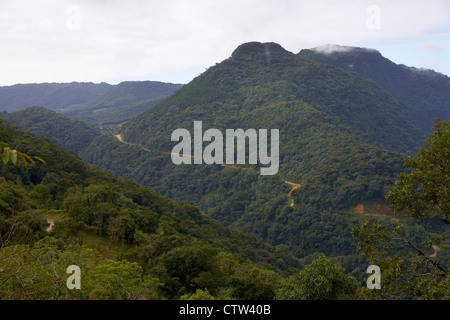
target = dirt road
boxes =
[115,134,301,206]
[284,181,301,207]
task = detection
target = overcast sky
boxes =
[0,0,449,86]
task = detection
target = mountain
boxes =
[0,81,183,126]
[0,116,305,300]
[0,82,111,112]
[298,44,450,133]
[109,42,432,257]
[2,42,443,267]
[123,42,425,155]
[62,81,183,125]
[0,106,101,155]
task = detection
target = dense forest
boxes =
[298,45,450,134]
[1,117,448,300]
[62,81,183,125]
[1,41,449,300]
[0,120,304,299]
[0,82,111,112]
[0,81,182,125]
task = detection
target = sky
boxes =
[0,0,449,86]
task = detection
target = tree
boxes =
[180,288,215,300]
[385,119,449,223]
[83,259,159,300]
[352,222,448,300]
[353,119,450,300]
[275,254,360,300]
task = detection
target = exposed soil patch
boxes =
[46,218,55,232]
[429,245,439,258]
[45,214,62,232]
[354,203,364,214]
[115,134,125,143]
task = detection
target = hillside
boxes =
[62,81,183,125]
[0,117,308,300]
[298,45,450,133]
[0,81,183,126]
[2,42,443,267]
[123,42,425,155]
[111,42,430,258]
[0,82,111,112]
[0,106,101,155]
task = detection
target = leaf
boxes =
[33,156,47,166]
[20,152,36,166]
[17,155,28,168]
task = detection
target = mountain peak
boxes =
[231,42,293,63]
[298,44,450,133]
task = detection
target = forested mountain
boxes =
[0,81,183,125]
[0,118,311,300]
[0,82,111,112]
[298,45,450,133]
[109,42,433,260]
[62,81,183,125]
[0,107,101,155]
[2,42,446,280]
[123,42,425,155]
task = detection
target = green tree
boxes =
[352,222,448,300]
[30,184,51,206]
[385,119,449,223]
[353,119,450,299]
[275,254,360,300]
[180,288,216,300]
[83,259,159,300]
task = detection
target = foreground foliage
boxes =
[0,119,363,300]
[353,120,450,299]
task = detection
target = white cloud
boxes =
[311,44,378,55]
[0,0,449,85]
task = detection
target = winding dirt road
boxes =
[114,134,301,205]
[115,134,192,158]
[429,245,439,258]
[284,181,301,207]
[46,218,55,232]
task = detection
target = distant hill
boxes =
[0,106,101,155]
[4,42,444,265]
[0,82,111,112]
[0,81,183,125]
[123,42,425,157]
[112,42,430,257]
[0,113,303,300]
[298,44,450,133]
[62,81,183,125]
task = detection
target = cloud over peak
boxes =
[311,44,379,55]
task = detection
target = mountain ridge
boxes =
[0,80,183,125]
[298,44,450,133]
[0,82,112,112]
[2,41,445,263]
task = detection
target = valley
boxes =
[1,41,449,301]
